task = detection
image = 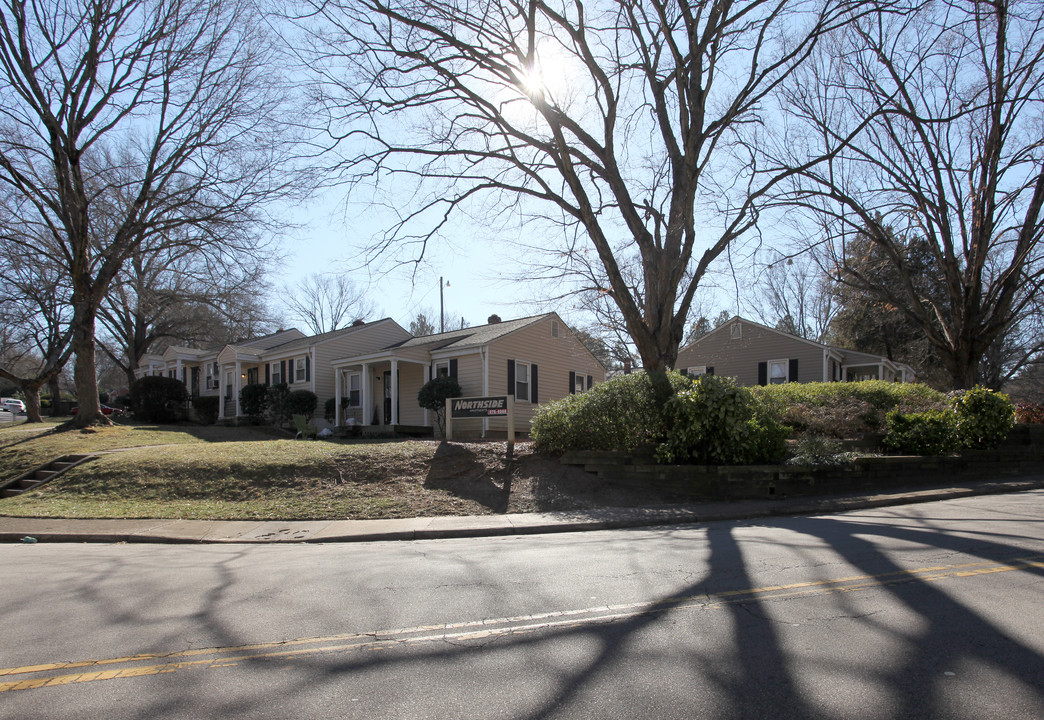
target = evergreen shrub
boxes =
[881,409,961,455]
[531,371,691,454]
[192,395,219,424]
[656,375,789,465]
[417,376,463,435]
[287,390,318,420]
[752,381,947,437]
[239,383,269,424]
[952,386,1014,449]
[266,383,291,427]
[129,376,188,423]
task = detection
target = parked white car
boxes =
[1,397,26,414]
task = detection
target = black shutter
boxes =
[531,364,538,402]
[507,360,515,395]
[680,368,689,377]
[280,360,286,384]
[569,371,576,394]
[758,362,768,386]
[707,367,715,375]
[789,358,799,382]
[587,375,592,390]
[449,358,458,379]
[265,364,270,385]
[305,355,311,382]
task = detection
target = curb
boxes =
[1,477,1042,545]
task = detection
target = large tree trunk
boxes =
[20,380,44,423]
[69,300,109,428]
[48,375,62,417]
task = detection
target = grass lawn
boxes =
[0,419,662,520]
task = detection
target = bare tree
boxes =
[0,0,301,426]
[408,312,437,337]
[292,0,859,371]
[779,0,1044,389]
[0,202,75,421]
[749,250,835,342]
[282,273,374,335]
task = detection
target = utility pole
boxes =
[439,276,448,333]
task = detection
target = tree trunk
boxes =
[20,380,44,423]
[48,375,62,417]
[69,302,110,428]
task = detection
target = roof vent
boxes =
[352,319,365,326]
[487,314,502,324]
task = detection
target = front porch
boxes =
[333,351,433,431]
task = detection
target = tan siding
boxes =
[485,316,606,432]
[676,320,825,386]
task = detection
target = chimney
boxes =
[487,314,502,324]
[352,319,365,326]
[623,358,632,375]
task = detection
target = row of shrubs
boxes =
[530,373,1017,465]
[129,377,318,427]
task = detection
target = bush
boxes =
[324,396,349,423]
[266,383,291,427]
[882,409,961,455]
[953,386,1014,449]
[785,435,855,468]
[753,381,947,437]
[656,375,788,465]
[287,390,318,420]
[531,371,692,454]
[1015,401,1044,424]
[417,376,463,436]
[239,383,269,424]
[129,376,189,423]
[192,395,219,424]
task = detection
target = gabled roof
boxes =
[389,313,555,352]
[681,315,913,372]
[237,328,306,350]
[261,318,404,356]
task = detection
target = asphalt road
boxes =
[2,491,1043,719]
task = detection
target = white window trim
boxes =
[270,361,283,385]
[574,370,588,393]
[768,358,788,385]
[347,372,362,407]
[434,360,450,378]
[730,322,742,339]
[294,357,306,383]
[687,366,707,376]
[515,360,530,402]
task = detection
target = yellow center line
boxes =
[1,555,1040,694]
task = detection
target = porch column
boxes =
[235,361,242,417]
[423,364,431,426]
[176,359,184,387]
[361,363,371,425]
[218,366,225,418]
[878,364,883,380]
[390,359,399,426]
[335,369,342,426]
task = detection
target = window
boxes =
[687,366,707,376]
[271,361,283,385]
[224,371,233,399]
[730,322,742,339]
[769,359,788,384]
[205,362,218,390]
[347,372,361,407]
[551,320,560,338]
[515,361,530,402]
[573,371,588,393]
[294,357,306,383]
[435,360,450,378]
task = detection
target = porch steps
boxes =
[1,454,95,498]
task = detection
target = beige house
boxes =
[675,316,915,385]
[331,313,606,437]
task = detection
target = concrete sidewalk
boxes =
[2,476,1042,545]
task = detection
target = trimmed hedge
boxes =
[954,386,1014,448]
[531,371,691,454]
[192,395,219,424]
[881,409,961,455]
[882,387,1014,454]
[753,381,947,437]
[287,390,318,420]
[239,383,269,424]
[129,376,188,423]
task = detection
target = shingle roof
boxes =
[262,319,398,355]
[389,314,553,352]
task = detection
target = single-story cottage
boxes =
[675,316,915,385]
[331,313,606,437]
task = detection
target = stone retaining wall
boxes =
[559,424,1044,500]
